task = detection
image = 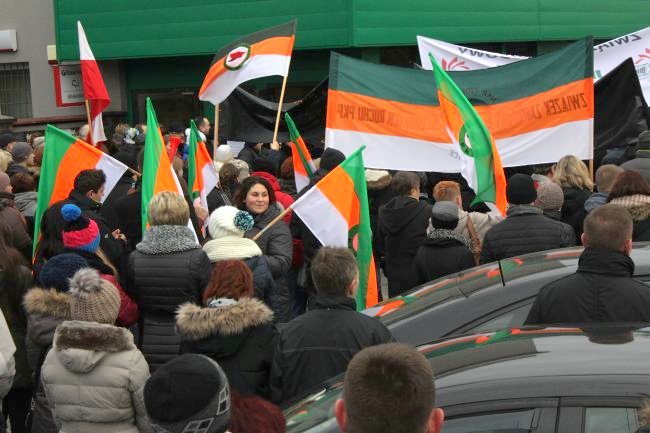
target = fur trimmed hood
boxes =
[176,297,273,341]
[609,194,650,221]
[23,287,71,319]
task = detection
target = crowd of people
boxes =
[1,120,650,433]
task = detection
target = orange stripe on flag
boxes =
[317,166,360,229]
[153,128,179,195]
[200,36,294,96]
[49,140,102,206]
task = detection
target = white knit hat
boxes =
[213,145,234,172]
[208,206,255,240]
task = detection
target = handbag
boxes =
[465,215,482,266]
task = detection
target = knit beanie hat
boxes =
[0,172,9,192]
[208,206,254,240]
[319,148,346,172]
[69,268,121,324]
[11,142,32,163]
[38,254,89,292]
[0,133,15,150]
[534,182,564,212]
[430,201,459,230]
[61,204,101,253]
[230,159,250,183]
[506,174,537,205]
[145,354,231,433]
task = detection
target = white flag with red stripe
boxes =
[77,21,109,146]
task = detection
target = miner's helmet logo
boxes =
[224,44,251,71]
[458,124,474,157]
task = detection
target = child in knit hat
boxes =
[40,268,151,433]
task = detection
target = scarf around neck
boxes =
[136,225,199,255]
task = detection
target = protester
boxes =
[207,163,240,211]
[230,158,251,183]
[270,247,394,404]
[40,269,151,433]
[378,171,431,297]
[278,156,298,199]
[229,392,285,433]
[584,164,624,213]
[0,182,31,261]
[6,142,33,178]
[176,260,278,398]
[101,150,138,225]
[11,172,37,221]
[525,204,650,324]
[480,174,575,264]
[553,155,593,239]
[144,354,231,433]
[433,180,502,242]
[59,204,139,327]
[606,170,650,241]
[335,343,444,433]
[621,130,650,183]
[108,150,144,252]
[235,176,293,322]
[252,166,294,224]
[203,206,285,318]
[530,163,555,186]
[237,142,266,169]
[534,181,565,220]
[126,191,211,371]
[412,201,475,287]
[0,224,32,433]
[23,254,85,433]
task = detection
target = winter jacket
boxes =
[177,298,278,398]
[378,196,432,297]
[126,225,211,371]
[206,187,234,213]
[41,321,152,433]
[456,209,502,242]
[608,195,650,242]
[108,189,142,253]
[202,237,280,319]
[412,231,475,287]
[5,162,30,178]
[101,175,137,233]
[367,171,394,261]
[621,153,650,184]
[584,192,609,214]
[0,309,15,399]
[14,191,37,218]
[560,186,592,242]
[23,288,71,433]
[269,296,394,404]
[252,171,294,224]
[525,248,650,325]
[0,193,32,261]
[0,266,32,390]
[244,204,293,323]
[480,205,576,264]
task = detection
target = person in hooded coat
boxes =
[41,268,152,433]
[606,170,650,241]
[176,260,278,398]
[251,166,294,225]
[378,171,432,297]
[412,201,475,287]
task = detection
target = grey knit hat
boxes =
[534,182,564,212]
[11,142,33,163]
[69,268,121,325]
[430,201,460,230]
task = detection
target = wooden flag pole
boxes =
[213,104,220,161]
[84,100,93,144]
[271,74,290,149]
[252,204,294,241]
[589,159,594,181]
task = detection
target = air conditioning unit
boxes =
[0,30,17,52]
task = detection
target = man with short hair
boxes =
[270,247,394,405]
[480,174,575,264]
[525,204,650,325]
[583,164,624,213]
[335,343,444,433]
[378,171,432,297]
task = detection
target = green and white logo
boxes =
[224,44,251,71]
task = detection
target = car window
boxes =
[442,409,536,433]
[584,408,638,433]
[468,303,533,334]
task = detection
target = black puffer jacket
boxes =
[378,195,431,297]
[177,298,278,398]
[244,204,293,323]
[126,225,211,371]
[480,205,576,264]
[560,186,592,242]
[412,231,475,287]
[525,248,650,325]
[269,296,394,405]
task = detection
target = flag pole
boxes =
[252,204,294,241]
[213,103,220,161]
[84,100,93,145]
[589,159,594,181]
[271,74,290,149]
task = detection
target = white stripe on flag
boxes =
[91,112,107,144]
[77,21,95,61]
[96,153,129,203]
[294,172,310,194]
[292,187,349,248]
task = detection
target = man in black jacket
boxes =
[378,171,432,297]
[526,204,650,325]
[270,247,394,405]
[480,174,575,264]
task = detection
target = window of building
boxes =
[0,62,33,118]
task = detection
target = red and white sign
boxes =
[52,64,84,107]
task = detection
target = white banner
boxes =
[418,28,650,101]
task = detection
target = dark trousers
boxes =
[3,387,32,433]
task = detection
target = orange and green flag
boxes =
[285,112,316,192]
[141,97,185,233]
[430,53,507,214]
[187,119,218,221]
[291,146,378,310]
[34,125,128,254]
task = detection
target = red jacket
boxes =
[100,274,139,328]
[252,171,294,224]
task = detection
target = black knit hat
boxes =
[0,133,15,150]
[319,148,346,171]
[38,253,89,292]
[144,354,231,433]
[506,174,537,205]
[430,201,459,230]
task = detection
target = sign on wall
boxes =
[52,64,84,107]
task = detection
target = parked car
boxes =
[367,243,650,345]
[285,326,650,433]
